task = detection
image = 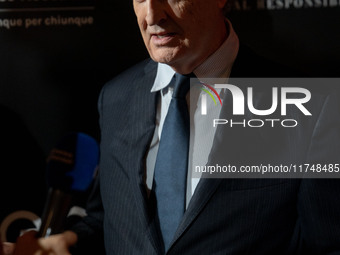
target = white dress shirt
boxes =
[146,19,239,208]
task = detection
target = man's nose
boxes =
[145,0,167,26]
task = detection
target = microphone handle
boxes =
[36,188,72,238]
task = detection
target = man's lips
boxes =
[152,32,176,37]
[150,32,177,45]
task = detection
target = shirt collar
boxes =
[151,18,239,93]
[151,63,175,93]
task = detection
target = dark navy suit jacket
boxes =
[71,45,340,255]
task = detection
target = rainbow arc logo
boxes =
[200,82,222,115]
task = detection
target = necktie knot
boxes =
[172,73,195,99]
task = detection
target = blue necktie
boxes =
[153,73,192,251]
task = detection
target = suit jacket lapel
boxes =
[127,60,223,252]
[169,177,223,250]
[125,60,164,254]
[169,46,265,249]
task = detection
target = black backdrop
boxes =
[0,0,339,242]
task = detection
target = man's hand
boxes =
[1,230,77,255]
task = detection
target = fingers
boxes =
[10,230,77,255]
[60,231,78,247]
[1,231,15,255]
[37,231,77,255]
[2,243,16,255]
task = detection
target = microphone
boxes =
[36,132,99,238]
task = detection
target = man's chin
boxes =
[151,56,175,65]
[148,47,181,64]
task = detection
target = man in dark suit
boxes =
[3,0,340,254]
